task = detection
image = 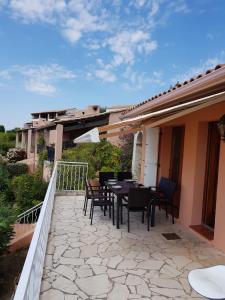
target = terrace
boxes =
[14,162,225,300]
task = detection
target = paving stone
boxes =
[151,287,186,297]
[86,257,102,265]
[108,283,129,300]
[160,264,181,278]
[40,288,64,300]
[55,265,76,281]
[151,278,183,289]
[137,259,164,270]
[53,245,68,261]
[80,244,98,258]
[63,248,80,258]
[126,274,145,285]
[117,259,137,270]
[107,269,125,278]
[92,265,107,274]
[59,257,84,266]
[112,275,126,284]
[41,196,225,300]
[76,274,111,296]
[136,283,151,297]
[40,280,51,293]
[52,276,78,294]
[76,265,93,278]
[107,255,123,268]
[65,295,78,300]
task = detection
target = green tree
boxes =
[62,140,122,178]
[119,133,134,171]
[0,125,5,133]
[0,130,16,155]
[11,173,48,212]
[0,197,16,254]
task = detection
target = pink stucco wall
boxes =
[141,99,225,252]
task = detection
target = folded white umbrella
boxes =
[73,127,100,144]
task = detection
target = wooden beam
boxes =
[98,120,142,132]
[100,127,142,139]
[64,119,108,132]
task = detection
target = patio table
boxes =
[106,181,139,229]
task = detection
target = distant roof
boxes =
[123,64,225,116]
[107,105,133,112]
[55,111,111,124]
[31,109,69,115]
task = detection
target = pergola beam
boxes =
[99,127,143,139]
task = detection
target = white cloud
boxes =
[9,0,66,23]
[123,66,164,91]
[0,63,76,96]
[0,69,11,80]
[135,0,146,8]
[172,51,225,83]
[95,69,117,83]
[25,80,56,96]
[150,0,159,17]
[168,0,190,14]
[107,30,157,66]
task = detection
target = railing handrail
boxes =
[16,202,43,221]
[58,161,88,165]
[13,161,58,300]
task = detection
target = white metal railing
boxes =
[13,161,58,300]
[13,161,88,300]
[16,202,43,224]
[56,161,88,191]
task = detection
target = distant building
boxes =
[16,104,132,170]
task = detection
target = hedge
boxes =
[7,163,28,178]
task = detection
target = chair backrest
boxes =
[99,172,115,186]
[128,187,150,208]
[85,179,92,197]
[117,171,132,181]
[158,177,176,201]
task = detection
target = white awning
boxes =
[98,91,225,132]
[73,128,100,144]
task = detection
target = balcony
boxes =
[14,162,225,300]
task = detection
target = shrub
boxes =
[7,163,28,178]
[62,140,122,178]
[0,162,9,192]
[0,131,16,155]
[119,133,134,171]
[0,125,5,133]
[0,197,16,254]
[11,174,48,212]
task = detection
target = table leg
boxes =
[117,195,121,229]
[151,204,155,227]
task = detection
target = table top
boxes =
[106,181,140,196]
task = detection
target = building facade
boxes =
[120,64,225,253]
[16,105,131,171]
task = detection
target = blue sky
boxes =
[0,0,225,129]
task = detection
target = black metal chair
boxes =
[99,172,115,187]
[83,179,101,216]
[123,187,151,232]
[150,177,176,225]
[89,180,115,225]
[117,171,132,181]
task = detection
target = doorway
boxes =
[202,122,221,230]
[169,126,185,216]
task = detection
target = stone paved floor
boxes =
[40,195,225,300]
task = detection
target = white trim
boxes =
[99,91,225,131]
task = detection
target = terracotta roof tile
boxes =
[122,64,225,115]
